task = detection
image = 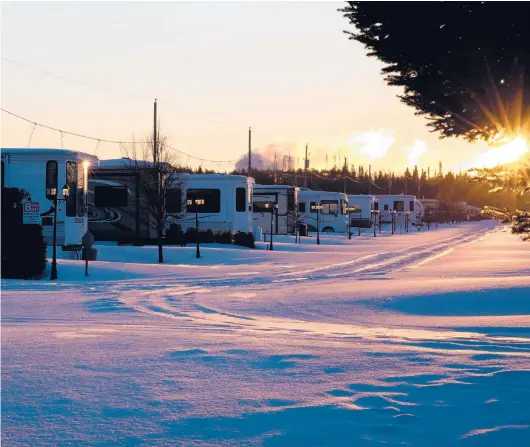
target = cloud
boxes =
[347,130,395,160]
[403,139,428,166]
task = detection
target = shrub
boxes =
[233,231,255,248]
[184,227,217,244]
[2,187,47,279]
[511,210,530,241]
[214,230,233,244]
[166,224,186,246]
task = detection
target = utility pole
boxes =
[343,157,347,194]
[404,172,408,195]
[304,144,308,187]
[248,127,251,177]
[368,164,372,194]
[388,176,392,194]
[154,98,163,264]
[325,154,328,170]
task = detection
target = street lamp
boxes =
[310,203,323,245]
[390,210,397,235]
[187,198,205,258]
[264,202,279,250]
[405,210,410,233]
[49,184,70,280]
[371,209,380,238]
[347,205,356,240]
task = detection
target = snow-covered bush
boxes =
[511,210,530,241]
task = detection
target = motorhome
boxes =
[172,174,254,234]
[376,194,417,224]
[1,148,98,247]
[347,194,377,228]
[252,185,298,235]
[298,189,348,233]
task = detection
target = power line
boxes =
[1,108,237,164]
[2,56,242,128]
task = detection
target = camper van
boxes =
[1,148,98,246]
[174,174,255,234]
[376,194,417,224]
[298,189,348,233]
[347,194,377,228]
[252,185,298,235]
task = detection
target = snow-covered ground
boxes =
[3,221,530,446]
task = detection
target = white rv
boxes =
[169,174,255,234]
[347,194,377,228]
[1,148,98,247]
[298,189,348,233]
[252,185,298,235]
[376,194,417,224]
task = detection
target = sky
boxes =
[1,1,497,173]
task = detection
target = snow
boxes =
[3,221,530,446]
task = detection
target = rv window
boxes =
[287,189,295,211]
[410,200,415,212]
[298,202,306,213]
[66,162,78,217]
[253,201,274,213]
[94,186,128,207]
[45,160,58,199]
[236,187,246,212]
[321,200,339,215]
[187,189,220,213]
[341,199,348,215]
[1,160,4,188]
[166,188,182,214]
[384,204,389,211]
[310,202,317,213]
[374,201,379,210]
[394,200,405,212]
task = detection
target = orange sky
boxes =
[1,1,500,173]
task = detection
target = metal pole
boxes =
[304,143,308,187]
[50,198,58,280]
[368,165,372,194]
[248,127,251,177]
[195,211,200,258]
[270,208,274,251]
[348,210,351,240]
[373,211,376,237]
[316,209,320,245]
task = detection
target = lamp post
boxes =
[311,203,323,245]
[405,211,410,233]
[264,202,278,250]
[347,205,356,240]
[50,184,70,280]
[391,210,396,235]
[371,209,380,238]
[187,198,204,258]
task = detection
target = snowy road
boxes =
[2,222,530,446]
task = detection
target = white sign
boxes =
[23,201,41,224]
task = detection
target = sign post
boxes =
[82,231,94,277]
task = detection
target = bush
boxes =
[184,227,216,244]
[2,187,47,279]
[511,210,530,241]
[166,224,186,246]
[214,230,233,244]
[233,231,255,248]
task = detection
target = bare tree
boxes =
[121,134,184,263]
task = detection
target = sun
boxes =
[473,135,529,168]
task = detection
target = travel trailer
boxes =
[1,148,98,247]
[376,194,418,224]
[252,185,298,235]
[298,189,349,233]
[347,194,378,228]
[174,174,254,234]
[88,158,255,241]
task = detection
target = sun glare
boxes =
[473,136,529,168]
